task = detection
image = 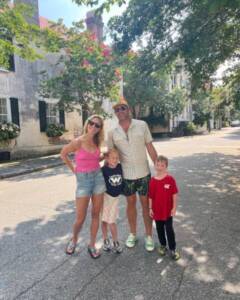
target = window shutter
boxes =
[10,98,20,126]
[38,101,47,132]
[9,55,15,72]
[59,109,65,128]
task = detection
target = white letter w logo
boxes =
[109,175,122,186]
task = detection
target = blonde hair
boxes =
[105,148,119,158]
[156,155,168,167]
[83,114,104,147]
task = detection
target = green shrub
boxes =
[172,121,196,137]
[185,122,196,135]
[0,122,20,141]
[46,123,65,137]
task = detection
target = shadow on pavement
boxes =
[2,165,72,182]
[0,152,239,299]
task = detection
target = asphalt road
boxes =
[0,127,240,300]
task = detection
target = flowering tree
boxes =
[40,23,120,118]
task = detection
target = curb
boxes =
[0,162,63,180]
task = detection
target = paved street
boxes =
[0,127,239,300]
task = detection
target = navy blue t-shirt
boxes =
[101,163,123,197]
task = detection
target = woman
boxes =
[61,115,106,259]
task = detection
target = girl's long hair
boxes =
[83,114,104,147]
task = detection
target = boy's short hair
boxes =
[105,148,119,157]
[156,155,168,167]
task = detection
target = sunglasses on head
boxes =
[88,120,102,129]
[114,105,128,113]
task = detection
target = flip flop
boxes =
[87,246,101,259]
[65,239,76,255]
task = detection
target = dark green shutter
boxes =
[59,109,65,128]
[9,55,15,72]
[39,101,47,132]
[10,98,20,126]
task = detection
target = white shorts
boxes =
[101,193,119,224]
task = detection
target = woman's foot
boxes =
[88,246,101,259]
[65,239,76,255]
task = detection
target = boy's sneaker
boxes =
[145,236,155,252]
[125,233,137,248]
[157,245,167,256]
[112,241,123,254]
[170,250,180,261]
[103,238,111,251]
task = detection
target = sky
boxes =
[38,0,127,28]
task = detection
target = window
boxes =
[0,98,8,122]
[39,100,65,132]
[46,103,58,125]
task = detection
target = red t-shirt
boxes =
[148,175,178,221]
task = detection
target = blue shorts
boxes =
[75,169,106,198]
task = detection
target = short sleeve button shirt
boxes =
[108,119,153,180]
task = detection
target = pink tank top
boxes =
[75,147,101,173]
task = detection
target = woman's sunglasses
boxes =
[88,120,102,129]
[114,105,128,113]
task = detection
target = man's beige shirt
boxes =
[108,119,153,180]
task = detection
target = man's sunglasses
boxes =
[114,105,128,113]
[88,120,102,129]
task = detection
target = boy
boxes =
[148,155,180,260]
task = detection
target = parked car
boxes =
[230,120,240,127]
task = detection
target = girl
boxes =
[61,115,106,259]
[101,148,123,253]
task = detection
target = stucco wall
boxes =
[0,53,82,159]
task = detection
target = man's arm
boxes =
[146,142,158,164]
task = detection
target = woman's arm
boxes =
[60,139,79,173]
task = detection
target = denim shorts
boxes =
[75,169,106,198]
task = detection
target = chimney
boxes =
[14,0,39,26]
[86,11,104,42]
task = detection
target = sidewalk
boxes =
[0,128,230,180]
[0,154,63,179]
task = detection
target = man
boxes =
[108,97,158,251]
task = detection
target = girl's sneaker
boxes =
[112,241,123,254]
[170,250,180,261]
[103,238,111,251]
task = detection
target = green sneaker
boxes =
[170,250,180,261]
[157,245,167,256]
[145,236,155,252]
[125,233,137,248]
